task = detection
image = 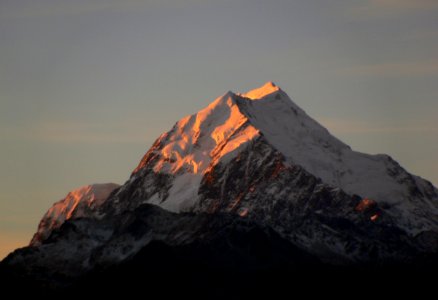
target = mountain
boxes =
[30,183,120,246]
[111,81,438,232]
[105,81,438,259]
[2,82,438,296]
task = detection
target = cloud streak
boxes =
[348,0,438,19]
[0,119,160,144]
[0,0,218,19]
[320,118,438,135]
[339,60,438,77]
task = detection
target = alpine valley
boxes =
[2,82,438,297]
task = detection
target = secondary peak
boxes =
[240,81,280,100]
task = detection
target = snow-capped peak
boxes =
[240,81,280,100]
[134,81,347,187]
[30,183,120,246]
[129,82,438,232]
[134,92,257,176]
[129,91,260,212]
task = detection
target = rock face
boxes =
[2,82,438,294]
[30,183,120,246]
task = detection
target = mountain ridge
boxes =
[30,183,120,246]
[111,82,438,233]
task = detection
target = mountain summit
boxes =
[239,81,280,99]
[2,82,438,295]
[112,82,438,233]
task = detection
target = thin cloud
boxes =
[372,0,438,11]
[403,29,438,41]
[339,60,438,77]
[1,119,160,144]
[348,0,438,19]
[0,0,148,19]
[320,118,438,135]
[0,0,216,19]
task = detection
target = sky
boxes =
[1,0,437,259]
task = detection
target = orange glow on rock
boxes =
[212,125,259,161]
[239,208,249,217]
[136,92,262,177]
[355,198,377,212]
[228,192,245,211]
[133,83,283,177]
[210,104,247,145]
[31,184,119,246]
[271,161,286,178]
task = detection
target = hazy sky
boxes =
[1,0,437,259]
